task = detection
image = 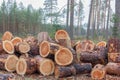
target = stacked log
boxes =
[2,30,120,79]
[80,47,107,65]
[35,56,55,76]
[16,58,36,75]
[91,64,106,79]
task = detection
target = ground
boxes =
[1,70,120,80]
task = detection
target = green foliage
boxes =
[111,14,119,38]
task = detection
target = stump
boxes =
[2,31,13,41]
[11,37,22,46]
[3,40,14,54]
[55,48,73,66]
[35,56,55,76]
[0,54,18,72]
[106,62,120,75]
[16,58,36,75]
[91,64,106,79]
[54,66,76,78]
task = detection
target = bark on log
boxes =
[0,54,18,72]
[54,66,76,78]
[3,40,14,54]
[108,53,120,62]
[15,42,30,54]
[37,32,53,43]
[11,37,22,46]
[107,38,120,53]
[73,63,92,74]
[34,56,55,76]
[28,44,39,56]
[80,47,108,65]
[55,48,73,66]
[91,64,106,79]
[0,74,15,80]
[16,58,36,75]
[106,62,120,75]
[2,31,13,41]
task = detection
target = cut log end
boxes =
[40,41,50,57]
[96,41,106,47]
[11,37,22,46]
[3,40,14,54]
[40,59,54,76]
[18,42,30,53]
[55,48,73,66]
[55,30,70,42]
[2,31,13,41]
[5,55,18,72]
[91,64,106,80]
[16,58,27,75]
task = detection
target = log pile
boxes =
[0,30,120,79]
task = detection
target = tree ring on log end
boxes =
[2,31,13,41]
[16,58,27,75]
[3,40,14,54]
[55,48,73,66]
[19,42,30,53]
[11,37,22,46]
[5,55,18,72]
[40,59,54,76]
[40,41,50,57]
[55,30,70,42]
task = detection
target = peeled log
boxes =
[0,54,18,72]
[73,63,92,74]
[91,64,106,80]
[40,41,61,58]
[15,42,30,54]
[35,56,55,76]
[16,58,36,75]
[37,32,53,43]
[3,40,14,54]
[55,48,73,66]
[107,38,120,53]
[108,53,120,62]
[2,31,13,41]
[106,62,120,75]
[11,37,22,46]
[0,74,15,80]
[54,66,76,78]
[80,47,107,65]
